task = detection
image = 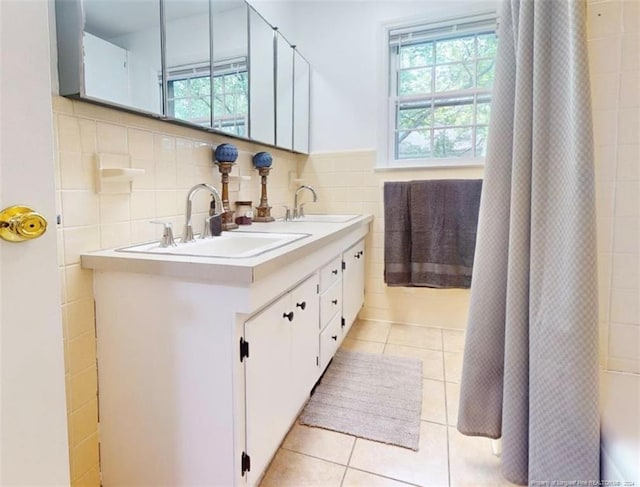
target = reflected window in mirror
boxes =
[164,57,248,136]
[212,57,248,137]
[166,62,211,126]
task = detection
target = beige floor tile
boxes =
[448,428,518,486]
[340,337,385,354]
[384,344,444,381]
[421,379,446,424]
[259,449,345,487]
[342,468,416,487]
[282,423,355,465]
[444,351,463,383]
[347,320,391,343]
[443,329,465,353]
[349,421,448,486]
[387,324,442,350]
[446,382,461,426]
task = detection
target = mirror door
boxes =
[82,0,163,115]
[275,32,293,150]
[248,7,275,146]
[211,1,249,137]
[293,50,310,153]
[163,0,212,126]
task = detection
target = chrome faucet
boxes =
[184,183,224,243]
[293,185,318,219]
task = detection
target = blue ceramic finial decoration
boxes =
[214,143,238,163]
[253,151,273,168]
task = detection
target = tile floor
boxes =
[259,320,518,487]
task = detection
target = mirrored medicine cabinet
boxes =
[55,0,310,153]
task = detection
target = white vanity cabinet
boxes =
[82,216,371,487]
[244,274,319,485]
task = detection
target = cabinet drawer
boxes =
[320,278,342,330]
[319,255,342,293]
[319,313,342,371]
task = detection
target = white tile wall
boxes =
[588,0,640,374]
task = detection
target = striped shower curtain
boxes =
[457,0,600,485]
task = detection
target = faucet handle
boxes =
[281,205,292,222]
[299,203,307,219]
[201,216,213,239]
[149,220,177,248]
[201,215,223,239]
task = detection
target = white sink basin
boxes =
[292,214,359,223]
[116,231,309,258]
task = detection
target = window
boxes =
[166,57,248,136]
[387,13,497,166]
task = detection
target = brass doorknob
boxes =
[0,205,48,242]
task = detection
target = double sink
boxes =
[117,214,359,259]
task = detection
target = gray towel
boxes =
[384,179,482,289]
[410,179,482,288]
[383,182,412,285]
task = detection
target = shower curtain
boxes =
[457,0,600,485]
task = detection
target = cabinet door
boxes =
[342,239,366,333]
[82,0,162,114]
[244,293,292,487]
[290,275,320,408]
[83,33,130,106]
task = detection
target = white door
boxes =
[290,275,319,408]
[244,292,292,487]
[0,1,70,484]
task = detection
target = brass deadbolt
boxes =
[0,205,48,242]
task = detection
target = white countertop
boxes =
[81,215,373,286]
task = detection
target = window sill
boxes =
[375,158,485,172]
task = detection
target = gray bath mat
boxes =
[299,349,423,450]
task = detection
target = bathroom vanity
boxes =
[81,215,371,486]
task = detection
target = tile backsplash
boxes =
[588,0,640,375]
[53,95,303,485]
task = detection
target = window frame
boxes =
[381,12,498,169]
